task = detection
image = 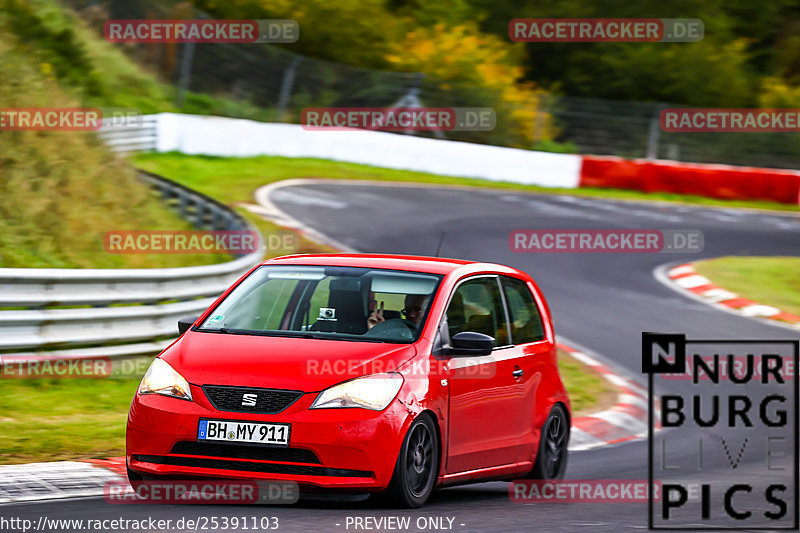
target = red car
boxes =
[127,254,570,507]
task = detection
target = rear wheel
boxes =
[381,414,439,508]
[529,404,569,479]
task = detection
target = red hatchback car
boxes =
[127,254,571,507]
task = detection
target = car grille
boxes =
[202,385,303,414]
[170,441,320,464]
[135,455,372,478]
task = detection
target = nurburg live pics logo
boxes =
[643,332,799,529]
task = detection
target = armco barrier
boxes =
[98,115,158,154]
[0,171,264,357]
[580,155,800,205]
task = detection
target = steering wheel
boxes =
[364,318,416,340]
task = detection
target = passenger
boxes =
[400,294,426,327]
[367,294,427,330]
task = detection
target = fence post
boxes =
[533,93,551,144]
[176,41,196,107]
[646,104,666,159]
[277,56,303,120]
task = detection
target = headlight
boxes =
[310,373,404,411]
[138,358,193,401]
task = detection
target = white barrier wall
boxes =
[151,113,582,188]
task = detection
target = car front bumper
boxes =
[126,384,412,491]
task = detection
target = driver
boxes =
[367,293,427,330]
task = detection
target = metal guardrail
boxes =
[0,171,264,357]
[97,116,158,154]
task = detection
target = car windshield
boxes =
[197,265,442,343]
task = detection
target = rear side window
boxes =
[446,277,509,347]
[501,276,545,344]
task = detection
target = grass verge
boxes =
[0,377,139,464]
[0,6,229,269]
[0,350,611,464]
[558,349,616,417]
[134,153,800,214]
[693,256,800,318]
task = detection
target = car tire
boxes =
[381,413,440,508]
[528,403,569,480]
[126,465,145,495]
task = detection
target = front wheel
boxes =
[381,414,439,508]
[126,465,145,495]
[528,404,569,479]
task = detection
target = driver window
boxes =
[446,277,508,347]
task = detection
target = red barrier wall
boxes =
[580,156,800,205]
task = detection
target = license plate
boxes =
[198,419,290,447]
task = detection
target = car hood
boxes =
[160,331,418,392]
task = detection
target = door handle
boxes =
[512,368,524,378]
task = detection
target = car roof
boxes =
[262,253,521,277]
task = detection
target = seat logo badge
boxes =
[241,393,258,407]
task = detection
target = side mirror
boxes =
[448,331,494,356]
[178,315,200,335]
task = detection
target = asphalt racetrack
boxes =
[5,182,800,532]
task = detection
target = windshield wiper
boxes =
[212,328,316,339]
[197,328,388,342]
[202,327,250,335]
[251,331,388,342]
[324,334,388,343]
